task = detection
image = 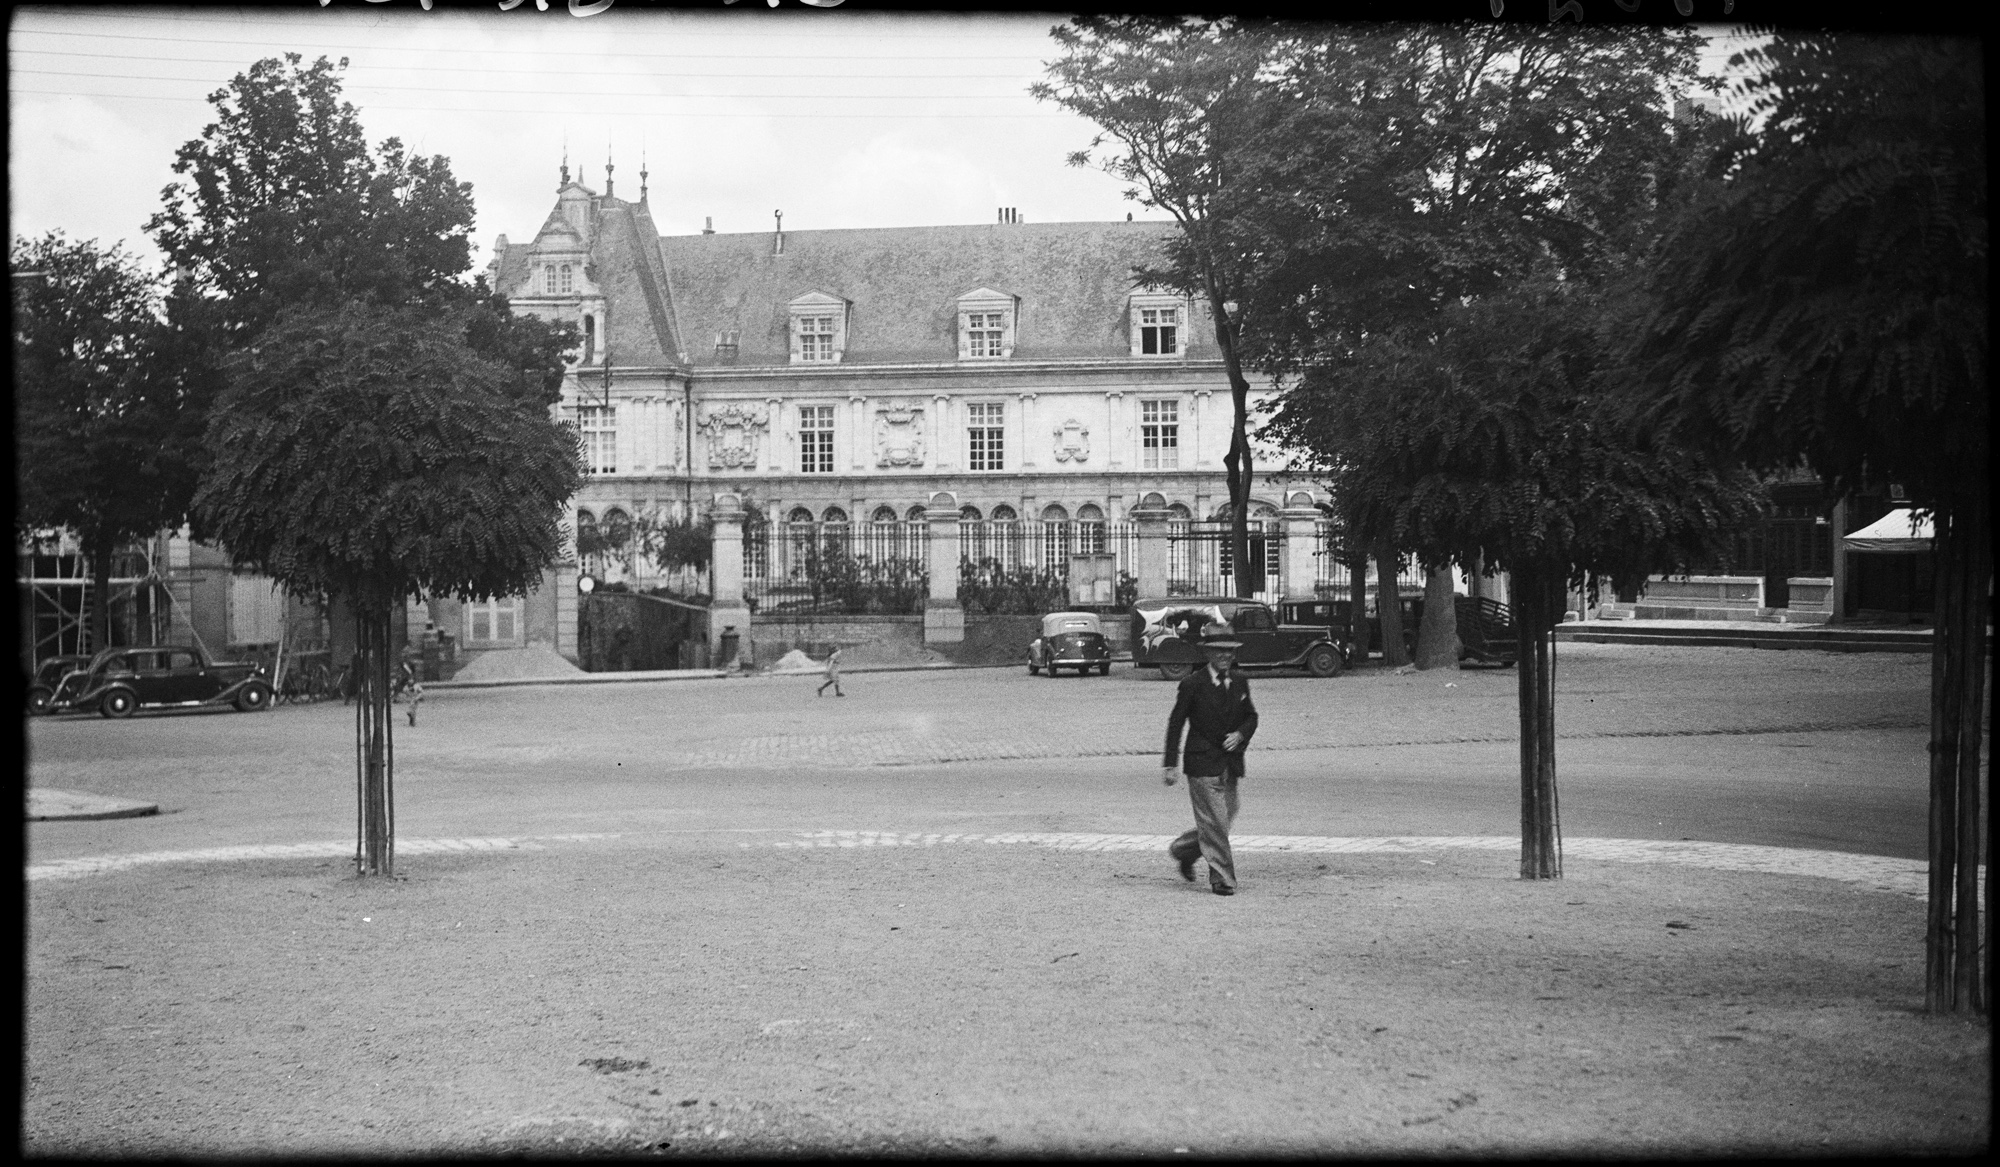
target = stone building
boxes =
[451,165,1320,664]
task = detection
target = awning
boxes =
[1841,507,1934,554]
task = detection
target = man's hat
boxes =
[1199,622,1244,650]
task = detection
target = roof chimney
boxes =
[773,209,784,255]
[703,216,715,235]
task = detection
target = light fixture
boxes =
[1222,299,1239,316]
[577,575,595,594]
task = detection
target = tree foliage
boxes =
[1626,35,1986,511]
[194,302,582,612]
[12,232,220,644]
[147,54,477,341]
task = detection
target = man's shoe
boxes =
[1210,882,1236,896]
[1177,854,1196,883]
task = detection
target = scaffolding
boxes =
[16,533,162,671]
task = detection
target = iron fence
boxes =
[1166,520,1284,600]
[745,521,930,615]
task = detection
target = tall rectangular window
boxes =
[967,402,1005,471]
[1140,306,1181,355]
[1141,400,1179,469]
[967,312,1006,358]
[799,405,835,474]
[798,316,837,361]
[580,404,616,474]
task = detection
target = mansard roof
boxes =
[490,194,685,367]
[659,219,1208,367]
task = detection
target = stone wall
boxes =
[749,610,1135,668]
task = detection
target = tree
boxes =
[1267,279,1765,878]
[12,232,218,649]
[195,303,580,875]
[1627,34,1987,1012]
[1237,22,1708,663]
[160,55,580,877]
[1033,16,1272,598]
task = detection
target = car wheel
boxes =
[1159,662,1196,682]
[235,679,273,712]
[26,686,54,715]
[99,688,137,719]
[1044,661,1060,679]
[1306,644,1341,678]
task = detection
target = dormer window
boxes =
[788,291,849,364]
[956,287,1016,360]
[1129,291,1188,357]
[544,264,557,294]
[559,264,574,294]
[798,316,837,361]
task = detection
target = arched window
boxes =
[601,508,633,580]
[989,504,1020,569]
[1076,503,1106,554]
[1039,504,1072,568]
[872,505,900,523]
[1165,503,1191,520]
[544,264,558,294]
[575,508,598,535]
[958,505,982,521]
[559,264,574,294]
[822,506,849,524]
[906,505,928,522]
[788,506,816,524]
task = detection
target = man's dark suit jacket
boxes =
[1163,669,1260,780]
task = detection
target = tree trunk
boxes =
[1414,566,1460,670]
[1926,485,1991,1013]
[1208,287,1255,600]
[1375,539,1410,667]
[87,539,113,652]
[1515,562,1562,880]
[353,603,396,877]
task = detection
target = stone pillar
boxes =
[1132,503,1171,602]
[1281,504,1321,601]
[708,493,751,665]
[923,490,965,645]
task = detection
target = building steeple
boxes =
[639,146,649,206]
[605,146,615,199]
[560,135,569,187]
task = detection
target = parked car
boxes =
[1280,595,1517,666]
[24,654,92,715]
[49,644,273,718]
[1028,611,1113,677]
[1130,596,1344,680]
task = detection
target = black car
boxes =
[1028,611,1114,677]
[25,654,92,715]
[1130,597,1344,680]
[1280,595,1517,666]
[54,645,273,718]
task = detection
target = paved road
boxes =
[27,641,1940,867]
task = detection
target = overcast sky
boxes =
[10,4,1757,277]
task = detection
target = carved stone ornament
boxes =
[1052,418,1091,463]
[699,403,768,470]
[874,402,926,468]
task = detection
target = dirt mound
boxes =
[449,646,585,682]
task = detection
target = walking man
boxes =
[817,646,844,698]
[1162,625,1258,895]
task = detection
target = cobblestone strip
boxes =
[25,833,621,882]
[658,719,1928,771]
[754,830,1946,899]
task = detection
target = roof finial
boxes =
[639,141,649,204]
[560,135,569,187]
[604,142,615,199]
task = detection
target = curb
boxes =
[28,788,161,822]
